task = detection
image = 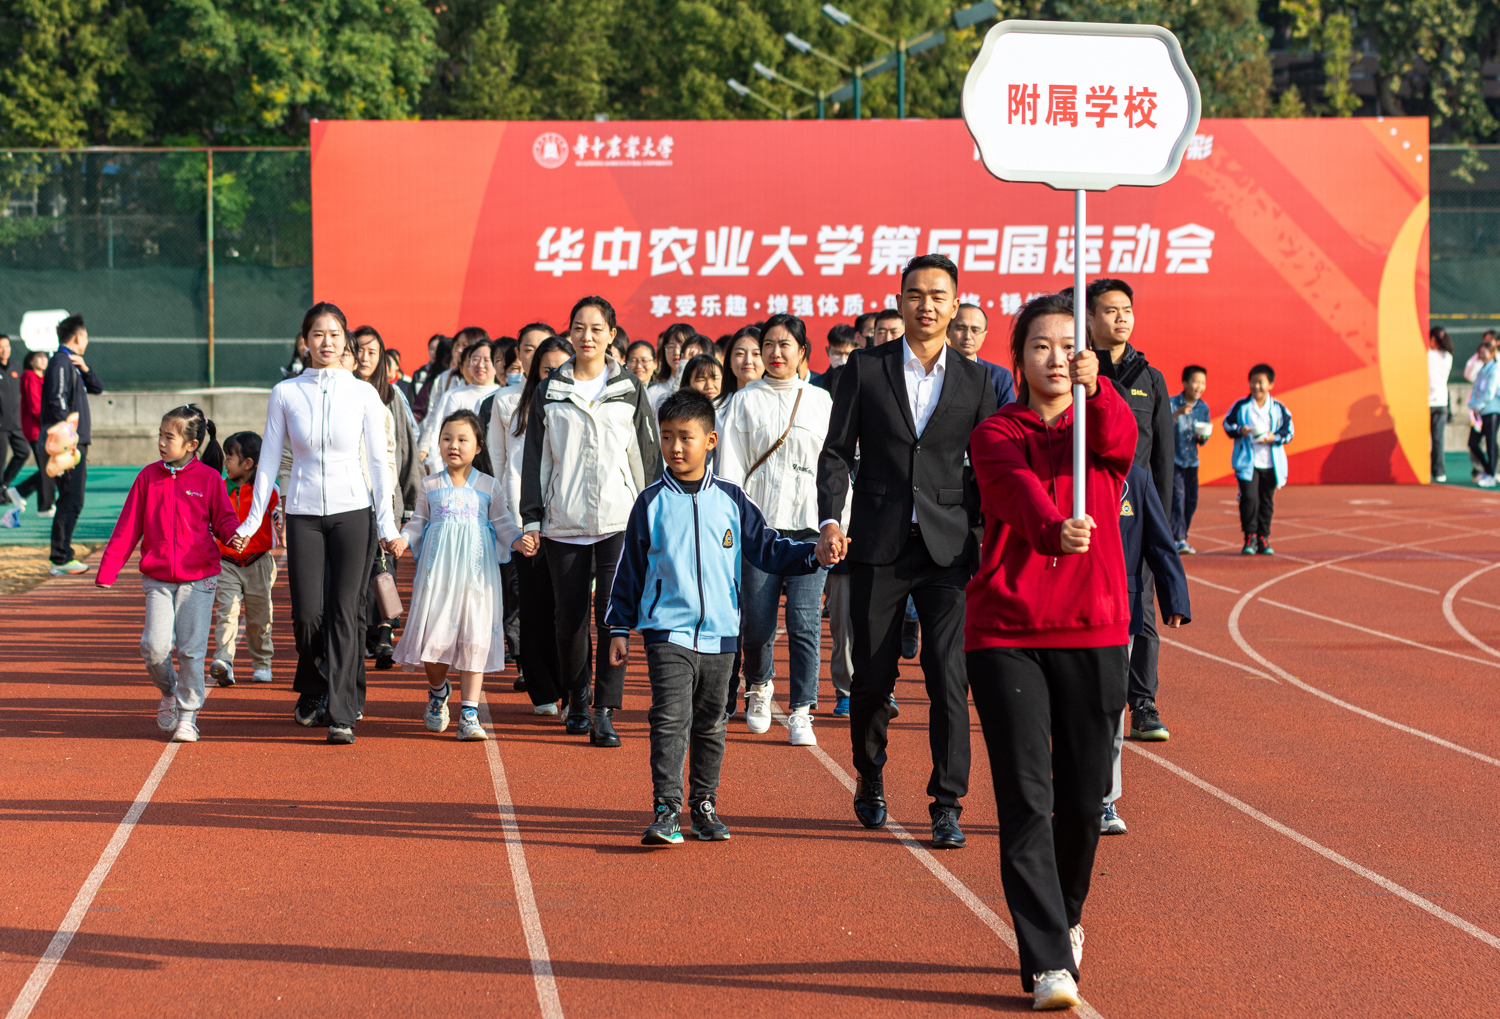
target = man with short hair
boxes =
[1084,279,1172,744]
[947,303,1016,407]
[817,324,858,395]
[41,314,102,574]
[854,312,877,347]
[817,253,997,850]
[872,308,904,345]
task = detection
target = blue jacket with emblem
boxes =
[606,468,823,653]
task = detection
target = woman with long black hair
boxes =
[521,297,661,745]
[232,302,399,744]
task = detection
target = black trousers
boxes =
[1429,406,1448,479]
[1478,414,1500,476]
[49,443,87,565]
[543,533,626,710]
[968,645,1127,990]
[286,509,375,727]
[849,528,970,817]
[13,439,55,511]
[515,551,563,706]
[1236,467,1277,538]
[500,560,521,662]
[1127,569,1159,710]
[1170,464,1197,542]
[0,428,28,487]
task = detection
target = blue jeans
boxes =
[740,561,827,710]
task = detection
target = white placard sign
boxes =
[963,21,1201,191]
[19,309,69,354]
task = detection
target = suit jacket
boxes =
[817,341,997,568]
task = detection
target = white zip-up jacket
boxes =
[237,367,398,542]
[716,375,832,533]
[485,389,525,527]
[520,358,661,538]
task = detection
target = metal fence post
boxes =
[206,149,216,389]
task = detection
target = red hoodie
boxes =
[964,382,1137,650]
[97,459,241,587]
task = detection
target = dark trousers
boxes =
[48,444,87,565]
[1429,406,1448,479]
[1475,414,1500,476]
[499,560,521,662]
[968,645,1127,990]
[1127,570,1159,710]
[1,428,28,487]
[544,533,626,710]
[646,642,736,810]
[849,529,970,817]
[1236,467,1277,538]
[1170,464,1198,542]
[516,551,562,706]
[286,509,375,727]
[13,439,55,511]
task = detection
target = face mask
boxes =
[827,352,848,368]
[507,371,524,387]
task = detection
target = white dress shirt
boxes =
[902,339,947,521]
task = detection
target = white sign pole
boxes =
[1073,188,1086,521]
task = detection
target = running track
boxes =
[3,484,1500,1018]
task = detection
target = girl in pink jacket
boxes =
[98,406,239,743]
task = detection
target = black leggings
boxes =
[286,509,375,727]
[544,533,626,710]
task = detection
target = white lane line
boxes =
[1185,574,1241,595]
[1126,744,1500,952]
[770,707,1106,1019]
[1443,564,1500,660]
[1259,598,1500,670]
[1461,597,1500,613]
[1158,636,1277,684]
[6,742,180,1019]
[477,695,564,1019]
[1324,565,1441,594]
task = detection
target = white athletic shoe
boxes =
[1480,474,1497,489]
[787,706,817,746]
[1070,924,1085,968]
[37,507,55,518]
[172,716,200,743]
[424,683,451,732]
[456,709,487,741]
[209,660,235,687]
[745,680,773,734]
[5,486,24,511]
[1032,970,1080,1011]
[533,702,560,716]
[251,668,273,683]
[156,695,178,732]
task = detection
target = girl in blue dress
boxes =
[389,410,535,740]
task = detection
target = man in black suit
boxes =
[816,253,997,849]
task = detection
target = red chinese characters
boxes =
[1002,85,1159,128]
[1125,86,1158,128]
[1045,85,1078,127]
[1007,84,1040,125]
[1085,86,1118,127]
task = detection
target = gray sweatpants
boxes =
[142,575,218,713]
[646,642,736,811]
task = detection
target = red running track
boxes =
[3,483,1500,1018]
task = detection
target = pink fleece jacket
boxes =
[97,460,241,587]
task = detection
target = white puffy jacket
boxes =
[520,358,661,538]
[716,375,832,534]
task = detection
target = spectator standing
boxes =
[1428,327,1454,483]
[1464,335,1495,479]
[0,335,28,505]
[1169,365,1212,553]
[41,315,103,575]
[946,304,1017,407]
[1224,364,1295,548]
[1467,352,1500,488]
[10,351,55,515]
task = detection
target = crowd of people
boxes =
[8,254,1317,1011]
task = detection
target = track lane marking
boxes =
[1443,564,1500,660]
[477,695,564,1019]
[1323,565,1440,594]
[1126,744,1500,952]
[1184,574,1241,594]
[1158,636,1277,683]
[1259,598,1500,670]
[6,742,180,1019]
[768,705,1107,1019]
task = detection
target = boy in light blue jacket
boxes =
[607,388,835,845]
[1466,352,1500,486]
[1222,363,1294,555]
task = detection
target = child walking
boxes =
[389,409,529,741]
[97,406,239,742]
[210,431,278,687]
[606,389,833,845]
[1222,363,1294,555]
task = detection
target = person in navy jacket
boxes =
[607,389,834,846]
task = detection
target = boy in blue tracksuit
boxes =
[1102,463,1191,836]
[607,388,835,845]
[1222,363,1294,555]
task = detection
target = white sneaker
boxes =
[1480,474,1497,489]
[209,660,235,687]
[156,696,178,732]
[5,486,24,511]
[1069,924,1085,968]
[172,716,200,743]
[533,702,560,716]
[37,507,55,518]
[745,680,773,734]
[251,668,273,683]
[1032,970,1080,1010]
[787,706,817,746]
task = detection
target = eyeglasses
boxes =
[627,358,655,369]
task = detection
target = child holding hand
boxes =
[389,409,533,741]
[210,431,278,687]
[97,406,239,742]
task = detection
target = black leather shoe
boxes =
[853,776,887,829]
[931,808,966,849]
[513,673,527,692]
[564,690,591,735]
[590,707,621,747]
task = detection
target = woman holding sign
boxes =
[964,292,1137,1010]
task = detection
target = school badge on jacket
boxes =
[722,529,734,548]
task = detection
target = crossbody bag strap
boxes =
[745,388,803,480]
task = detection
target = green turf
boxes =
[0,465,144,547]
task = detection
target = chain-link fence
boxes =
[1431,145,1500,371]
[0,148,309,389]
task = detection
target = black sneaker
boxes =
[641,804,683,845]
[1241,536,1257,555]
[1256,536,1275,555]
[513,673,527,692]
[690,800,732,841]
[294,693,327,727]
[1129,699,1170,741]
[327,724,355,745]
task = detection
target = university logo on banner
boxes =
[533,132,570,169]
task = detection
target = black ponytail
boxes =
[162,404,223,473]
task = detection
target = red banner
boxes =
[312,117,1430,483]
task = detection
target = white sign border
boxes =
[962,19,1203,192]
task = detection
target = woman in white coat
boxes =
[420,339,501,466]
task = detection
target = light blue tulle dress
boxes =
[393,469,520,674]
